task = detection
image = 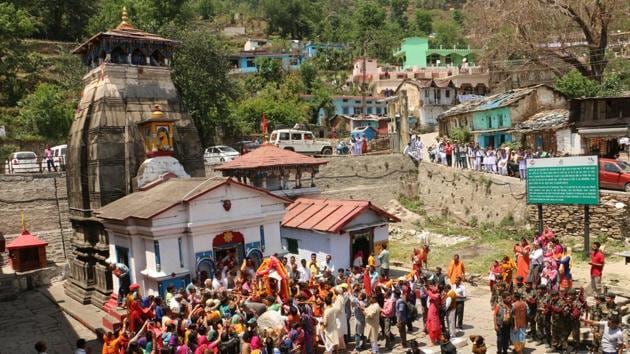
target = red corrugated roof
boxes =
[215,144,328,171]
[282,198,400,233]
[6,230,48,250]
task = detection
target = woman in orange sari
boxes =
[500,256,516,285]
[513,238,531,281]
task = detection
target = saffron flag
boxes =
[261,112,268,135]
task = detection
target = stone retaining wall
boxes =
[526,192,630,241]
[0,173,71,266]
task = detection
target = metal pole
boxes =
[362,40,367,118]
[537,204,543,234]
[584,205,590,257]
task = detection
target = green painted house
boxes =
[393,37,476,70]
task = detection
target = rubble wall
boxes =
[0,173,72,266]
[404,162,629,243]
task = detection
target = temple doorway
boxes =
[350,229,373,268]
[213,231,245,270]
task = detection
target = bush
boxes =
[448,127,471,143]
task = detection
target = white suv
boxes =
[269,129,332,155]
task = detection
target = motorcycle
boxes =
[336,141,350,155]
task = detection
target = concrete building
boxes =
[438,85,567,148]
[510,109,581,155]
[65,9,205,305]
[393,37,477,69]
[96,177,290,297]
[280,198,399,269]
[386,78,458,129]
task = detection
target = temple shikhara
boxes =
[64,9,204,305]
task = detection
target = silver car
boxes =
[6,151,40,173]
[204,145,240,165]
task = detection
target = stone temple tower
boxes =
[65,9,205,305]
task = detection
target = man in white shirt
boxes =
[74,338,89,354]
[454,276,467,330]
[583,317,625,354]
[528,242,544,284]
[297,258,311,284]
[321,254,335,274]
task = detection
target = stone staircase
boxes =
[0,273,18,301]
[102,294,125,332]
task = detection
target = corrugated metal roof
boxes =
[72,20,176,54]
[215,144,328,171]
[512,109,570,132]
[282,198,400,233]
[439,84,554,119]
[95,177,290,221]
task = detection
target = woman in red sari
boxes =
[513,238,531,281]
[425,284,443,345]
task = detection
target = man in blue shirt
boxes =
[395,289,408,348]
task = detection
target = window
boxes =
[342,107,349,115]
[283,238,299,254]
[367,107,373,114]
[304,133,314,140]
[259,225,266,251]
[246,58,255,67]
[604,163,620,173]
[291,133,302,140]
[425,90,429,98]
[279,132,290,140]
[178,238,184,268]
[498,114,504,127]
[154,240,161,272]
[376,107,382,114]
[445,90,450,98]
[486,116,491,129]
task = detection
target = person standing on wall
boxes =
[44,145,57,172]
[109,261,130,307]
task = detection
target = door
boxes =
[290,132,305,152]
[600,162,621,189]
[350,229,374,269]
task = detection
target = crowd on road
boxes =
[486,226,626,354]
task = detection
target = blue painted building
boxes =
[301,41,345,59]
[229,51,303,74]
[437,85,567,148]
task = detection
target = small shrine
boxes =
[134,105,190,189]
[6,230,48,273]
[215,144,328,198]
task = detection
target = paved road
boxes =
[0,289,99,354]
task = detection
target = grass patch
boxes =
[390,216,532,275]
[399,194,424,214]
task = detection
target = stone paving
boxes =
[0,287,99,354]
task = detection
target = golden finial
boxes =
[151,104,165,119]
[121,7,129,23]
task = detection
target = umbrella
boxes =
[256,310,285,330]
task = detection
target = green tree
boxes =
[598,73,623,97]
[11,0,95,41]
[555,70,601,98]
[413,9,433,35]
[390,0,409,30]
[255,57,285,85]
[452,9,464,27]
[0,3,39,106]
[431,19,466,48]
[17,83,74,141]
[299,62,319,94]
[308,84,334,124]
[353,0,387,45]
[170,29,239,144]
[262,0,313,39]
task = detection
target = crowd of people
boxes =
[421,137,559,180]
[486,226,626,354]
[50,243,484,354]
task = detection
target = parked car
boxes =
[233,141,261,155]
[599,158,630,192]
[269,129,332,155]
[51,144,67,171]
[204,145,240,165]
[6,151,40,174]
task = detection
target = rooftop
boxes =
[282,198,400,233]
[215,144,328,171]
[439,84,557,119]
[512,109,570,132]
[95,177,289,221]
[72,8,176,54]
[6,230,48,250]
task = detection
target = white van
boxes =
[51,144,67,171]
[269,129,332,155]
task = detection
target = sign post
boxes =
[527,156,599,253]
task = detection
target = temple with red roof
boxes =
[215,144,328,199]
[281,198,399,269]
[6,229,49,273]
